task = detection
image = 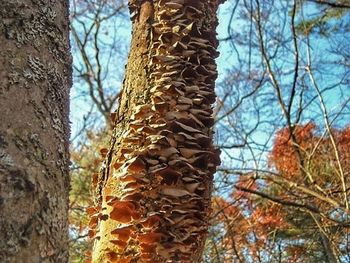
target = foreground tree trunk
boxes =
[90,0,223,262]
[0,1,71,262]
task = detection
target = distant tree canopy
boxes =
[295,0,350,35]
[208,123,350,262]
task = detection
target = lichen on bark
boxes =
[90,0,224,262]
[0,0,71,262]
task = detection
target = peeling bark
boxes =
[90,0,223,262]
[0,1,71,262]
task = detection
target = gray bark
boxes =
[0,1,71,262]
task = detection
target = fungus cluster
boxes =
[89,0,221,262]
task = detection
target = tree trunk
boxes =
[90,0,223,262]
[0,1,71,262]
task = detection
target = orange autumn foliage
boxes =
[269,122,316,179]
[270,123,350,198]
[209,123,350,262]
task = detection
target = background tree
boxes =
[206,0,350,262]
[0,0,71,262]
[207,123,350,262]
[68,1,129,261]
[70,0,128,128]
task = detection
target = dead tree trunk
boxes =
[0,1,71,262]
[90,0,223,262]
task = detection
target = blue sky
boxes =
[70,0,350,159]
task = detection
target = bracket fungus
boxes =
[90,0,224,262]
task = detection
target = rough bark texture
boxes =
[90,0,223,262]
[0,1,71,262]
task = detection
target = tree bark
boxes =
[320,231,338,263]
[0,1,71,262]
[90,0,223,262]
